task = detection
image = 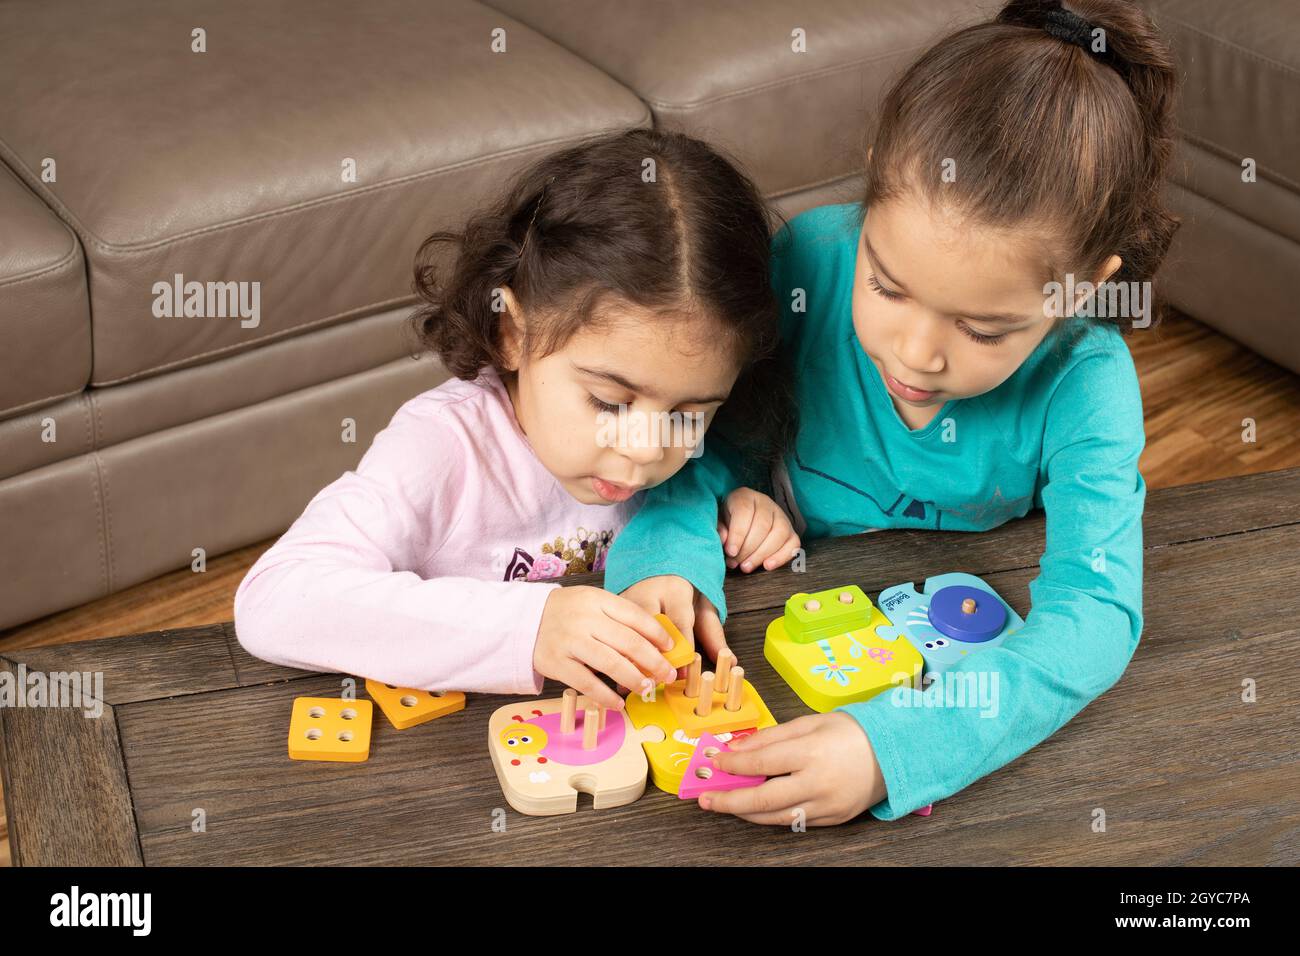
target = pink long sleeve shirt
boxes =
[233,367,641,694]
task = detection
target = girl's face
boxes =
[851,194,1064,429]
[500,292,741,506]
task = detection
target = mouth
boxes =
[882,371,940,403]
[591,477,640,503]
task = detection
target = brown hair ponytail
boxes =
[864,0,1181,330]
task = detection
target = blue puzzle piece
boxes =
[876,572,1024,677]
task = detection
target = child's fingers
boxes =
[554,660,624,712]
[581,636,665,701]
[593,619,676,685]
[761,531,802,571]
[694,598,728,661]
[732,506,775,568]
[600,591,673,652]
[723,495,755,559]
[725,714,820,751]
[738,520,792,572]
[714,734,809,779]
[716,517,728,549]
[700,773,808,820]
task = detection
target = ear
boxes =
[1065,255,1125,317]
[497,285,525,371]
[1093,254,1123,286]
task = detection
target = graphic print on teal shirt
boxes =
[603,202,1147,823]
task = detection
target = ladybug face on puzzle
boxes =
[500,711,549,761]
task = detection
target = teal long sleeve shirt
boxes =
[603,203,1147,821]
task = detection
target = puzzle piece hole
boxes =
[305,728,322,740]
[400,695,418,707]
[702,746,721,759]
[308,707,325,719]
[337,731,353,742]
[695,767,714,780]
[340,708,357,720]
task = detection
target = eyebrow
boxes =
[574,364,731,405]
[862,229,1032,327]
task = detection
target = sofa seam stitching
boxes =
[1158,12,1300,79]
[0,131,619,255]
[90,294,419,387]
[0,243,81,288]
[641,44,925,111]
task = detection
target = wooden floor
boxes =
[2,311,1299,866]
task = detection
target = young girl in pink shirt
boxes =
[234,129,799,710]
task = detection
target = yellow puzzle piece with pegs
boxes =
[626,645,777,794]
[365,680,465,730]
[288,697,374,762]
[764,584,924,712]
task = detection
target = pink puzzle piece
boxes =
[913,804,933,817]
[678,733,765,800]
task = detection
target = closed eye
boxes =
[957,322,1007,346]
[867,273,905,302]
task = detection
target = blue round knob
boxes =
[928,585,1006,643]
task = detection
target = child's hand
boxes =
[700,712,887,826]
[618,574,728,675]
[719,488,801,573]
[534,586,677,710]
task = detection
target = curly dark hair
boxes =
[410,127,796,471]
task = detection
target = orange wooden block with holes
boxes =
[365,680,466,730]
[662,676,760,735]
[655,613,696,669]
[288,697,373,762]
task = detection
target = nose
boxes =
[617,411,668,466]
[893,313,946,375]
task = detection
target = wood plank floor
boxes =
[2,311,1299,866]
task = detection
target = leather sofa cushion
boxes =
[1142,0,1299,196]
[485,0,985,200]
[0,0,649,386]
[0,163,91,419]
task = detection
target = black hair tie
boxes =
[1039,3,1131,82]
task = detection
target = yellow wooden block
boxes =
[365,680,466,730]
[288,697,373,762]
[655,613,696,669]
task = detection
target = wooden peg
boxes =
[561,688,577,734]
[715,648,735,693]
[725,666,745,712]
[599,706,608,730]
[685,653,703,698]
[694,672,715,717]
[582,705,599,750]
[962,597,977,614]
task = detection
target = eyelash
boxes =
[867,273,1008,346]
[587,394,622,413]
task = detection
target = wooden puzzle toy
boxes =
[655,613,697,668]
[876,572,1023,681]
[764,584,924,712]
[677,733,765,800]
[288,697,374,762]
[365,680,465,730]
[487,689,663,815]
[626,649,777,794]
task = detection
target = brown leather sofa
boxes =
[1,0,1295,631]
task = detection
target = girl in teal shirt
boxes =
[603,0,1180,824]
